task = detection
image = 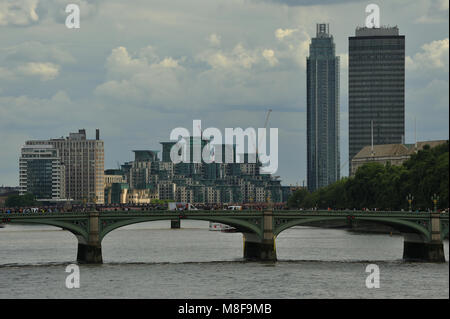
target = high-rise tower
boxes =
[348,26,405,174]
[306,23,340,192]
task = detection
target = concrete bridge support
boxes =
[77,212,103,264]
[243,211,277,261]
[403,213,445,263]
[171,218,181,229]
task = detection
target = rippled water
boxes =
[0,221,448,298]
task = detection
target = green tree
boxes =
[5,193,36,207]
[287,188,309,208]
[290,141,449,211]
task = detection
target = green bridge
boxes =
[2,210,448,263]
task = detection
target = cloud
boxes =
[262,49,279,66]
[416,0,449,24]
[95,42,299,115]
[0,0,101,27]
[95,46,186,108]
[158,57,180,68]
[35,0,100,24]
[208,33,221,47]
[0,67,16,81]
[273,28,311,68]
[406,79,449,139]
[2,41,76,64]
[0,0,39,26]
[199,43,264,70]
[16,62,60,80]
[406,38,449,71]
[275,28,298,40]
[0,91,72,128]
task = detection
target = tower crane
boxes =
[250,109,272,165]
[257,109,272,154]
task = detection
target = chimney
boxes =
[96,129,100,140]
[79,129,86,140]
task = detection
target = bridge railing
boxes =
[1,208,448,217]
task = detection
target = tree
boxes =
[288,141,449,211]
[5,193,36,207]
[287,188,309,208]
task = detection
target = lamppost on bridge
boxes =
[406,194,414,212]
[267,194,273,211]
[431,194,439,212]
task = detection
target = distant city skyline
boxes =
[0,0,448,187]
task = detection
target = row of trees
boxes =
[288,142,449,210]
[4,193,37,207]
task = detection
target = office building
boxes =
[24,129,104,204]
[19,144,66,200]
[348,26,405,174]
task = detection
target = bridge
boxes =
[1,210,448,263]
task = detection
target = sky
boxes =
[0,0,448,187]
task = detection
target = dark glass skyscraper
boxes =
[348,26,405,174]
[306,24,340,192]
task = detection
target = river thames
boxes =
[0,221,448,298]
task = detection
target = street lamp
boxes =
[267,194,273,210]
[406,194,414,212]
[431,194,439,212]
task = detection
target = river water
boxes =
[0,221,448,299]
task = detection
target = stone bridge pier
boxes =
[403,212,445,262]
[77,212,103,264]
[243,210,277,261]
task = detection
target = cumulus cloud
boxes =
[273,28,311,68]
[200,43,262,70]
[0,0,39,26]
[158,57,180,68]
[95,42,296,114]
[0,41,73,86]
[275,28,298,40]
[95,46,186,108]
[406,38,449,71]
[17,62,60,80]
[262,49,279,66]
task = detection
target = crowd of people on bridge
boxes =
[1,204,448,215]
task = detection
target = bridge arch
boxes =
[7,218,89,243]
[274,216,430,240]
[99,215,263,242]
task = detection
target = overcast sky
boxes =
[0,0,448,186]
